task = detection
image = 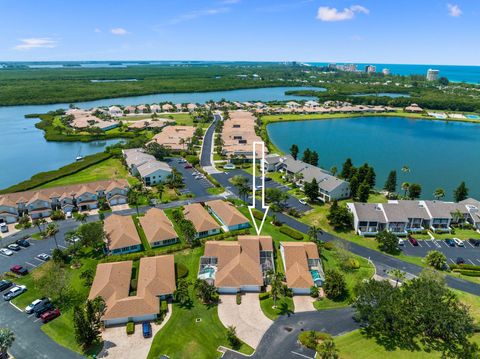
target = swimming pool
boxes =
[199,266,216,280]
[466,114,480,119]
[310,270,321,282]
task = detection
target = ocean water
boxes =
[309,62,480,84]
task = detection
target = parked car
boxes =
[264,177,272,182]
[398,238,405,246]
[0,223,8,233]
[142,322,152,338]
[66,211,72,219]
[16,239,30,247]
[453,238,465,247]
[299,198,307,205]
[223,163,236,170]
[3,285,27,301]
[468,238,480,247]
[34,301,54,318]
[408,235,419,246]
[456,257,465,265]
[445,238,456,247]
[7,244,21,251]
[25,297,49,314]
[40,308,61,323]
[0,280,13,292]
[184,164,193,169]
[10,265,28,275]
[36,253,51,261]
[0,248,13,256]
[178,158,187,164]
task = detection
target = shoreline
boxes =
[261,110,480,154]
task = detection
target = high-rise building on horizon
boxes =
[365,65,376,74]
[426,69,439,81]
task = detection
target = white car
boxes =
[3,285,27,301]
[0,223,8,233]
[299,198,307,205]
[25,299,43,314]
[0,248,13,256]
[453,238,465,247]
[65,211,72,218]
[398,238,405,246]
[223,163,235,170]
[37,253,51,261]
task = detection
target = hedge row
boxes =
[99,243,190,263]
[449,263,480,271]
[452,269,480,277]
[0,152,112,194]
[280,226,304,240]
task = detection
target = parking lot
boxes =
[168,158,214,197]
[0,221,77,274]
[401,237,480,265]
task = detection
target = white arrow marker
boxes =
[248,141,270,235]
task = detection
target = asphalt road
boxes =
[200,113,220,168]
[0,297,84,359]
[223,307,358,359]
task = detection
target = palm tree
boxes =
[401,182,410,198]
[46,222,60,249]
[317,338,339,359]
[75,212,88,223]
[267,270,284,308]
[401,165,411,174]
[387,269,406,288]
[156,183,165,203]
[33,218,47,234]
[307,225,321,242]
[0,328,15,357]
[433,188,445,200]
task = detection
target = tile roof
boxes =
[104,214,142,250]
[281,242,319,289]
[139,208,178,245]
[205,200,249,227]
[204,236,272,288]
[184,203,221,233]
[88,255,176,320]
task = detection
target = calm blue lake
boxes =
[0,86,318,189]
[267,117,480,200]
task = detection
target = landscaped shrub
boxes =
[126,321,135,335]
[344,258,360,270]
[176,263,189,279]
[50,210,66,221]
[280,226,304,240]
[298,330,332,350]
[236,293,242,305]
[310,286,319,298]
[323,242,335,251]
[259,292,270,301]
[452,269,480,277]
[161,299,168,314]
[457,264,480,271]
[252,209,266,221]
[130,279,138,291]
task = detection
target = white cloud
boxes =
[169,7,230,24]
[447,4,462,17]
[13,38,58,50]
[317,4,369,22]
[110,27,128,35]
[94,28,102,33]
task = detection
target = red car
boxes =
[10,265,28,275]
[184,164,193,169]
[408,235,419,246]
[40,308,61,323]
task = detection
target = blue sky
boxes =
[1,0,479,65]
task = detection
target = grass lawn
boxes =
[37,157,138,188]
[132,214,152,251]
[147,248,254,359]
[259,293,294,320]
[207,186,226,195]
[314,248,375,310]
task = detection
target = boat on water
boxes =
[75,150,83,161]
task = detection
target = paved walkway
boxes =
[218,293,272,349]
[293,295,315,312]
[98,303,172,359]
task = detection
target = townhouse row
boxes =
[0,179,130,224]
[348,198,480,236]
[264,154,351,202]
[122,148,172,187]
